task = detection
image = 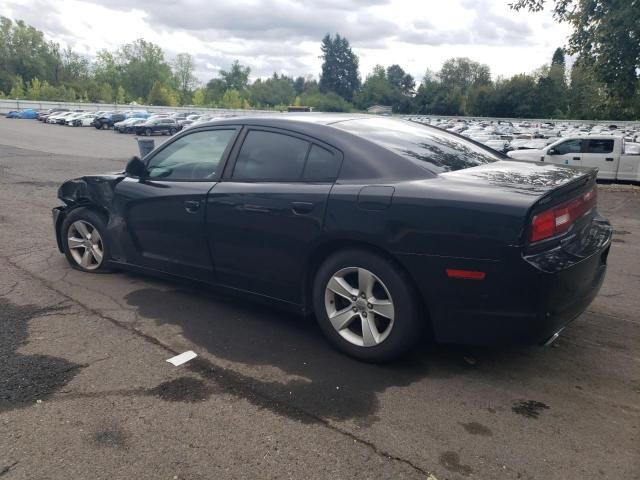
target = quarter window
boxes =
[146,129,235,180]
[233,130,310,181]
[303,145,341,181]
[585,139,614,154]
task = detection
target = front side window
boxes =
[585,139,614,154]
[233,130,310,181]
[554,139,583,155]
[146,129,235,180]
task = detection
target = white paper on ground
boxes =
[166,350,197,366]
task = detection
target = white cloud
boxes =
[1,0,572,82]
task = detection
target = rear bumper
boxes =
[397,219,612,346]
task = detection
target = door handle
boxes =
[572,157,580,161]
[605,157,614,162]
[291,201,314,215]
[184,200,200,213]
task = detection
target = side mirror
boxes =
[125,156,148,178]
[547,148,557,155]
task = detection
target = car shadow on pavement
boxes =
[122,282,524,425]
[0,298,82,413]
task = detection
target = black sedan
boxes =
[52,115,612,362]
[134,118,180,136]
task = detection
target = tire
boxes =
[94,122,102,130]
[169,127,176,135]
[145,128,152,136]
[61,208,113,273]
[312,249,422,362]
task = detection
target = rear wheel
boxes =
[312,249,422,362]
[61,208,113,273]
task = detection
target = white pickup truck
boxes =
[507,136,640,181]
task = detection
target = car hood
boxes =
[58,174,125,207]
[507,149,545,159]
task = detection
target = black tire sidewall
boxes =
[61,207,112,273]
[312,249,422,362]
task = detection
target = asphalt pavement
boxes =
[0,118,638,480]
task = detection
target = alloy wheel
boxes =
[324,267,395,347]
[67,220,104,270]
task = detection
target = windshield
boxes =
[332,117,501,174]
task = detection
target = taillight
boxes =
[530,187,597,243]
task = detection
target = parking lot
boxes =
[1,117,638,479]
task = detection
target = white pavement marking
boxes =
[166,350,197,366]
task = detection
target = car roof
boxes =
[198,112,371,128]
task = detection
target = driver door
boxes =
[112,127,239,282]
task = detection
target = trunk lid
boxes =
[441,160,600,249]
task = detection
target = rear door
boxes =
[206,127,342,303]
[545,138,584,165]
[582,138,617,179]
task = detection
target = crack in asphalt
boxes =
[1,255,434,478]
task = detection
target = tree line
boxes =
[1,2,638,119]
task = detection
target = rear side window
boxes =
[585,139,614,154]
[333,117,500,174]
[303,145,341,181]
[233,130,309,181]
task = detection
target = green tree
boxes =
[116,85,126,104]
[204,78,226,105]
[118,39,172,101]
[220,89,243,109]
[172,53,197,105]
[97,82,113,103]
[26,77,42,99]
[147,81,177,106]
[319,34,361,101]
[250,73,296,107]
[9,75,24,98]
[386,64,415,95]
[220,60,250,92]
[354,65,394,110]
[511,0,640,110]
[192,88,206,106]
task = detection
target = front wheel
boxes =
[312,249,423,362]
[145,128,152,136]
[61,208,113,273]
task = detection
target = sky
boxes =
[1,0,572,84]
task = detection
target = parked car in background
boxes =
[70,113,97,127]
[114,117,147,133]
[38,108,69,121]
[64,112,85,125]
[47,111,74,124]
[508,136,640,181]
[93,112,126,130]
[134,117,180,136]
[52,114,612,362]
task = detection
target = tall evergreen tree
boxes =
[319,34,360,101]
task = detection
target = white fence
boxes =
[0,99,277,116]
[1,98,638,126]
